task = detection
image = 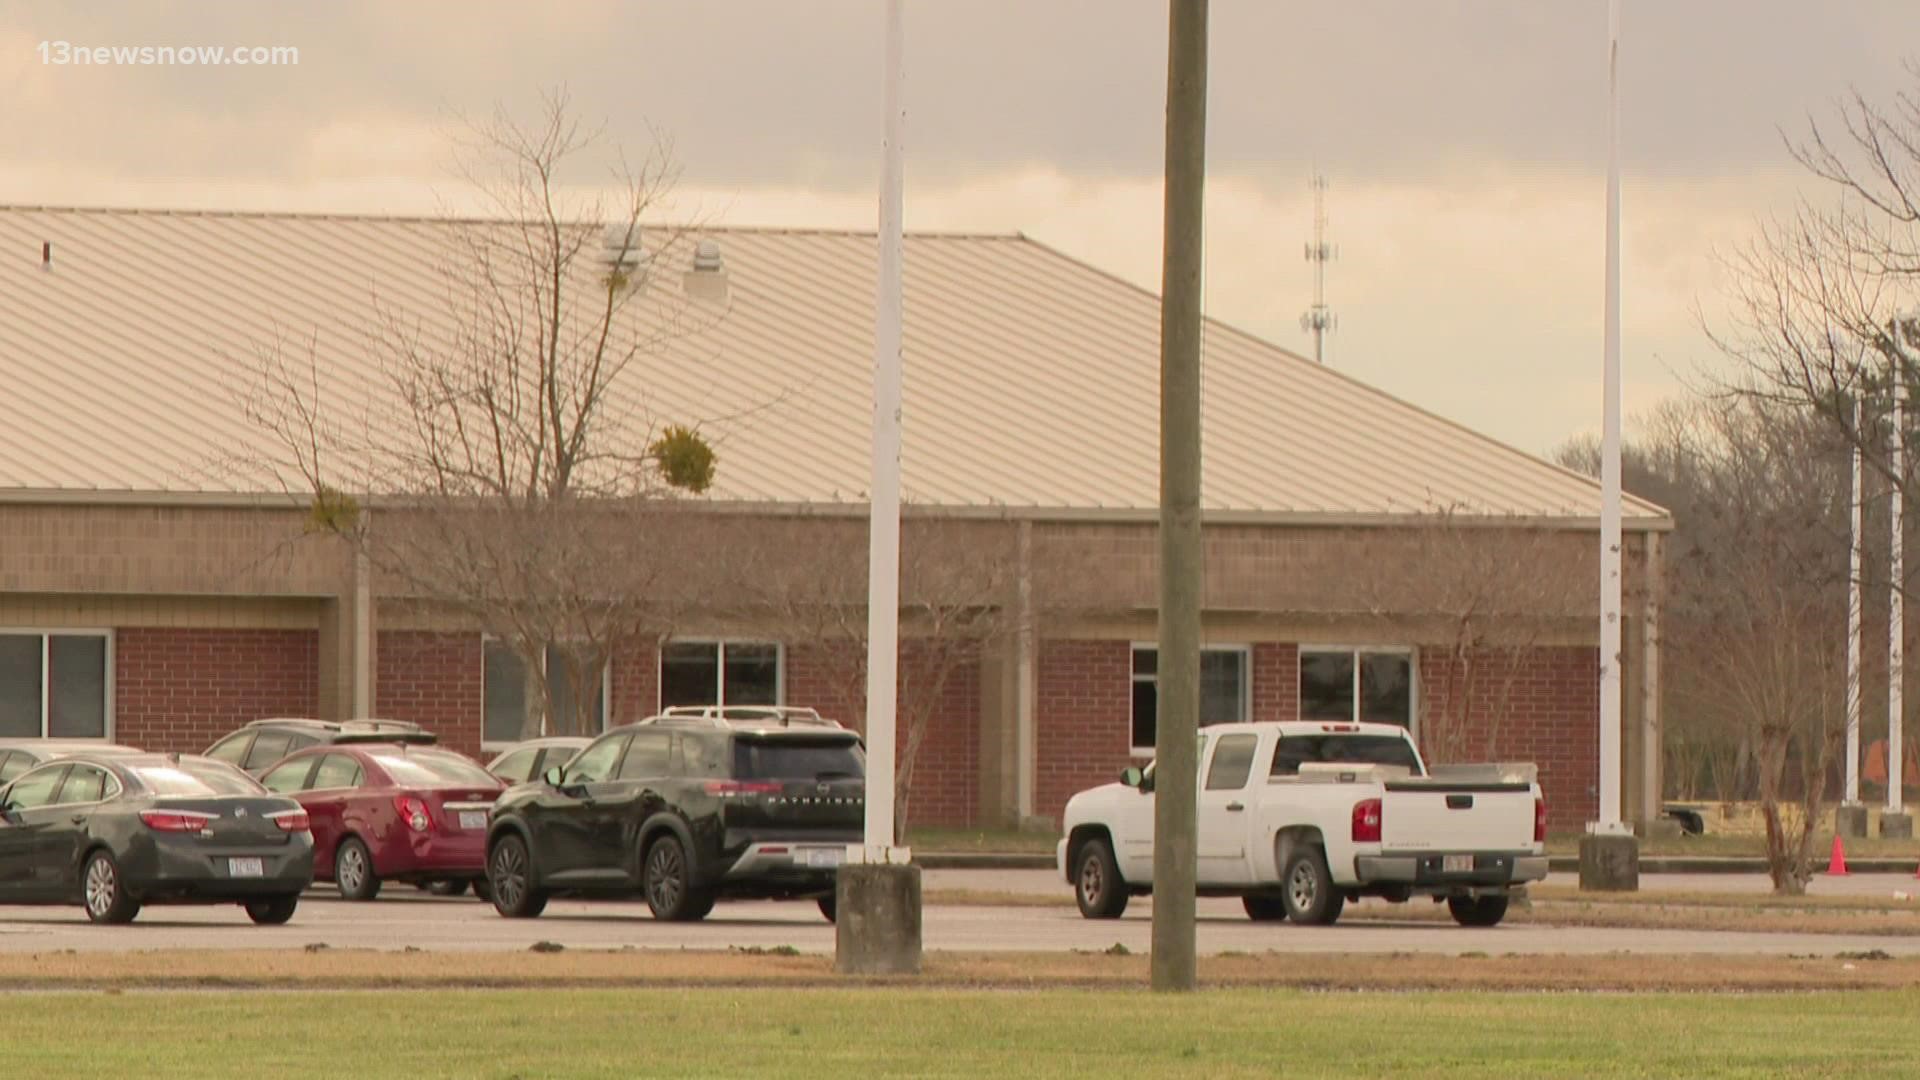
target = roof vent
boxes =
[684,238,729,304]
[600,224,646,287]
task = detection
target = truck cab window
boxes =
[1205,734,1258,790]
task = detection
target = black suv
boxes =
[483,706,865,923]
[204,718,436,777]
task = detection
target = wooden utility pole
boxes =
[1152,0,1207,994]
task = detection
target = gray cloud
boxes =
[8,0,1912,190]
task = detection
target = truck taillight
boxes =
[1534,797,1547,844]
[269,809,310,833]
[1351,797,1382,843]
[393,795,431,832]
[140,810,215,833]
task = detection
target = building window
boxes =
[483,640,608,745]
[659,641,781,710]
[0,631,111,740]
[1298,647,1414,728]
[1130,645,1248,753]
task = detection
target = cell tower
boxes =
[1300,173,1336,364]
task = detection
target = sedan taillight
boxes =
[270,809,310,833]
[394,795,431,832]
[140,810,215,833]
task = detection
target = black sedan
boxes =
[0,753,315,924]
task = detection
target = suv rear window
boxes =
[371,751,496,787]
[1271,734,1423,777]
[733,738,864,781]
[131,761,268,796]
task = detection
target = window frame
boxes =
[480,636,614,752]
[1129,642,1252,757]
[4,763,70,809]
[655,639,786,712]
[0,628,115,742]
[53,762,122,806]
[260,755,318,795]
[1295,644,1419,734]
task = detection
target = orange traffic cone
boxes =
[1827,834,1850,876]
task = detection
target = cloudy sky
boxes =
[1,1,1911,456]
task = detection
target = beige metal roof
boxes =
[0,206,1664,524]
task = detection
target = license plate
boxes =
[805,848,843,869]
[459,811,488,831]
[1442,854,1474,874]
[228,857,265,878]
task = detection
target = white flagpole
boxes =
[861,0,906,861]
[1848,398,1864,806]
[1892,327,1908,818]
[1595,0,1626,834]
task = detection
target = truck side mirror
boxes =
[1120,766,1144,789]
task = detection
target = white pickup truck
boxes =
[1056,720,1547,927]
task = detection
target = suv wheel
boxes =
[642,834,712,922]
[1280,846,1345,926]
[1073,837,1129,919]
[488,834,548,918]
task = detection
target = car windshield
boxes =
[371,752,496,787]
[733,738,865,781]
[1271,734,1424,777]
[129,761,268,796]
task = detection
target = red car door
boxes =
[299,752,366,878]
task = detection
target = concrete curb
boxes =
[915,852,1920,875]
[916,852,1055,870]
[1546,855,1920,875]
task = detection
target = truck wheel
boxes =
[1280,847,1345,926]
[1073,837,1129,919]
[1242,895,1287,922]
[1447,894,1510,927]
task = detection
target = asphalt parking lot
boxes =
[0,870,1913,957]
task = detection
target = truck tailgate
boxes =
[1379,782,1535,850]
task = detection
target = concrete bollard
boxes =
[1578,833,1640,892]
[834,863,922,975]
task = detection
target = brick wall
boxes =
[784,643,980,829]
[375,631,483,759]
[608,638,660,726]
[1032,638,1598,831]
[1035,639,1133,825]
[1418,646,1599,830]
[1250,642,1298,724]
[115,627,319,752]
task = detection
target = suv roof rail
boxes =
[645,705,844,731]
[246,716,426,734]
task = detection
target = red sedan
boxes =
[259,743,503,900]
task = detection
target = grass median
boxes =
[10,983,1920,1078]
[921,884,1920,936]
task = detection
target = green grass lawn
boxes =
[17,987,1920,1078]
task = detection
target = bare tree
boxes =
[735,514,1028,838]
[1668,400,1852,893]
[1711,67,1920,513]
[1344,509,1590,766]
[237,90,720,738]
